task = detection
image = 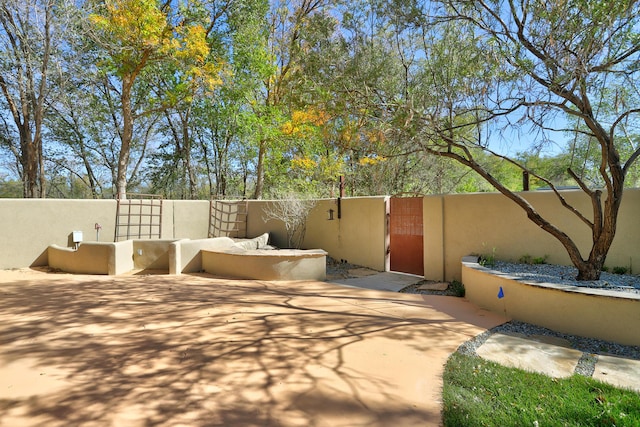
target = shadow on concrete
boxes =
[0,271,506,426]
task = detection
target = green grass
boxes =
[442,353,640,427]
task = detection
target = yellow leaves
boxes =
[90,0,168,54]
[358,155,387,166]
[291,156,317,171]
[290,154,345,184]
[281,121,300,136]
[175,25,209,63]
[281,107,328,137]
[90,0,225,96]
[291,108,328,126]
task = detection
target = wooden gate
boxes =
[389,197,424,275]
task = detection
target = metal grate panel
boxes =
[115,194,163,241]
[209,199,248,238]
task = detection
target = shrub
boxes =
[612,266,629,275]
[519,254,548,265]
[450,280,465,297]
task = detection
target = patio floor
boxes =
[0,270,506,426]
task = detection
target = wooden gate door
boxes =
[389,197,424,275]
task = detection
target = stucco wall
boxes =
[1,190,638,277]
[169,200,211,239]
[246,200,288,247]
[304,197,388,271]
[462,258,640,346]
[0,199,117,269]
[246,197,388,272]
[424,189,640,281]
[0,199,216,269]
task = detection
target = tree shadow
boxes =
[0,272,505,426]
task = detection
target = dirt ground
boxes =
[0,268,505,427]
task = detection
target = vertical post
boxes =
[523,170,530,191]
[338,175,345,219]
[384,196,390,272]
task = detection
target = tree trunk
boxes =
[116,76,133,199]
[182,117,197,199]
[253,139,266,199]
[22,137,40,198]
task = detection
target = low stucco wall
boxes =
[202,249,327,281]
[49,239,180,275]
[48,240,134,275]
[132,240,179,271]
[461,257,640,346]
[169,237,236,274]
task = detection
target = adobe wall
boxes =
[424,189,640,281]
[1,190,638,279]
[462,257,640,346]
[0,199,210,270]
[247,197,388,272]
[0,199,117,269]
[303,197,388,271]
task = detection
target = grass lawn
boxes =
[442,353,640,427]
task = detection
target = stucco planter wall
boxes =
[48,240,134,275]
[202,249,327,281]
[461,256,640,347]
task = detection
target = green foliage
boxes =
[478,246,497,267]
[443,353,640,427]
[612,266,629,275]
[519,254,548,265]
[3,0,640,205]
[450,280,465,298]
[0,178,22,198]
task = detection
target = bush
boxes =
[450,280,465,297]
[612,266,629,275]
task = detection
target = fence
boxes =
[1,189,638,281]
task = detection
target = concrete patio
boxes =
[0,269,506,427]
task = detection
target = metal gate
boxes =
[389,197,424,275]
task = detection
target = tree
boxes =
[0,0,68,197]
[251,0,336,199]
[262,191,316,248]
[87,0,222,198]
[381,1,640,280]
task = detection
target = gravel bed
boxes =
[398,281,462,296]
[491,261,640,294]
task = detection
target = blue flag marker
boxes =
[497,287,505,299]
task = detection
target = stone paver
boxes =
[330,271,420,292]
[476,332,583,378]
[594,355,640,393]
